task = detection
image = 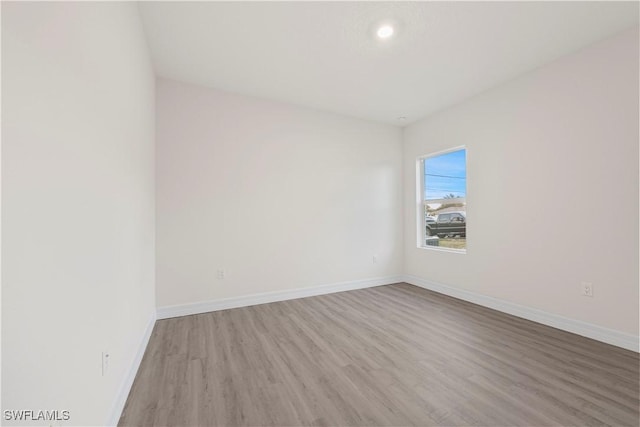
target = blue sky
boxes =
[424,149,466,200]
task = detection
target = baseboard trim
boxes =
[106,312,157,426]
[157,275,404,320]
[404,274,639,352]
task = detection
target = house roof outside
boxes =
[433,206,467,215]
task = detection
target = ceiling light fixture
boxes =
[376,25,394,39]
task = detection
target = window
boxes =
[417,147,467,252]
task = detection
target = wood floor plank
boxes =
[120,283,640,426]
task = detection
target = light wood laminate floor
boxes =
[120,283,639,426]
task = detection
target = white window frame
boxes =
[416,146,467,254]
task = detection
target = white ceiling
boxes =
[139,1,639,126]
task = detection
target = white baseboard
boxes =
[106,312,157,426]
[404,274,639,353]
[157,275,404,320]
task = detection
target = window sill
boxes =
[417,245,467,254]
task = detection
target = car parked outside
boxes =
[426,211,466,238]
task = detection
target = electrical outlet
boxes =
[101,351,110,376]
[217,269,225,279]
[581,282,594,297]
[372,255,377,264]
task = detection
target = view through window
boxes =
[420,148,467,251]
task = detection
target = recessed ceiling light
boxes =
[397,116,407,122]
[377,25,394,39]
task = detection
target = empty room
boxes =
[2,1,639,426]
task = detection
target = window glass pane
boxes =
[422,148,466,251]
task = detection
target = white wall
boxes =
[2,3,155,425]
[404,27,639,336]
[156,78,403,308]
